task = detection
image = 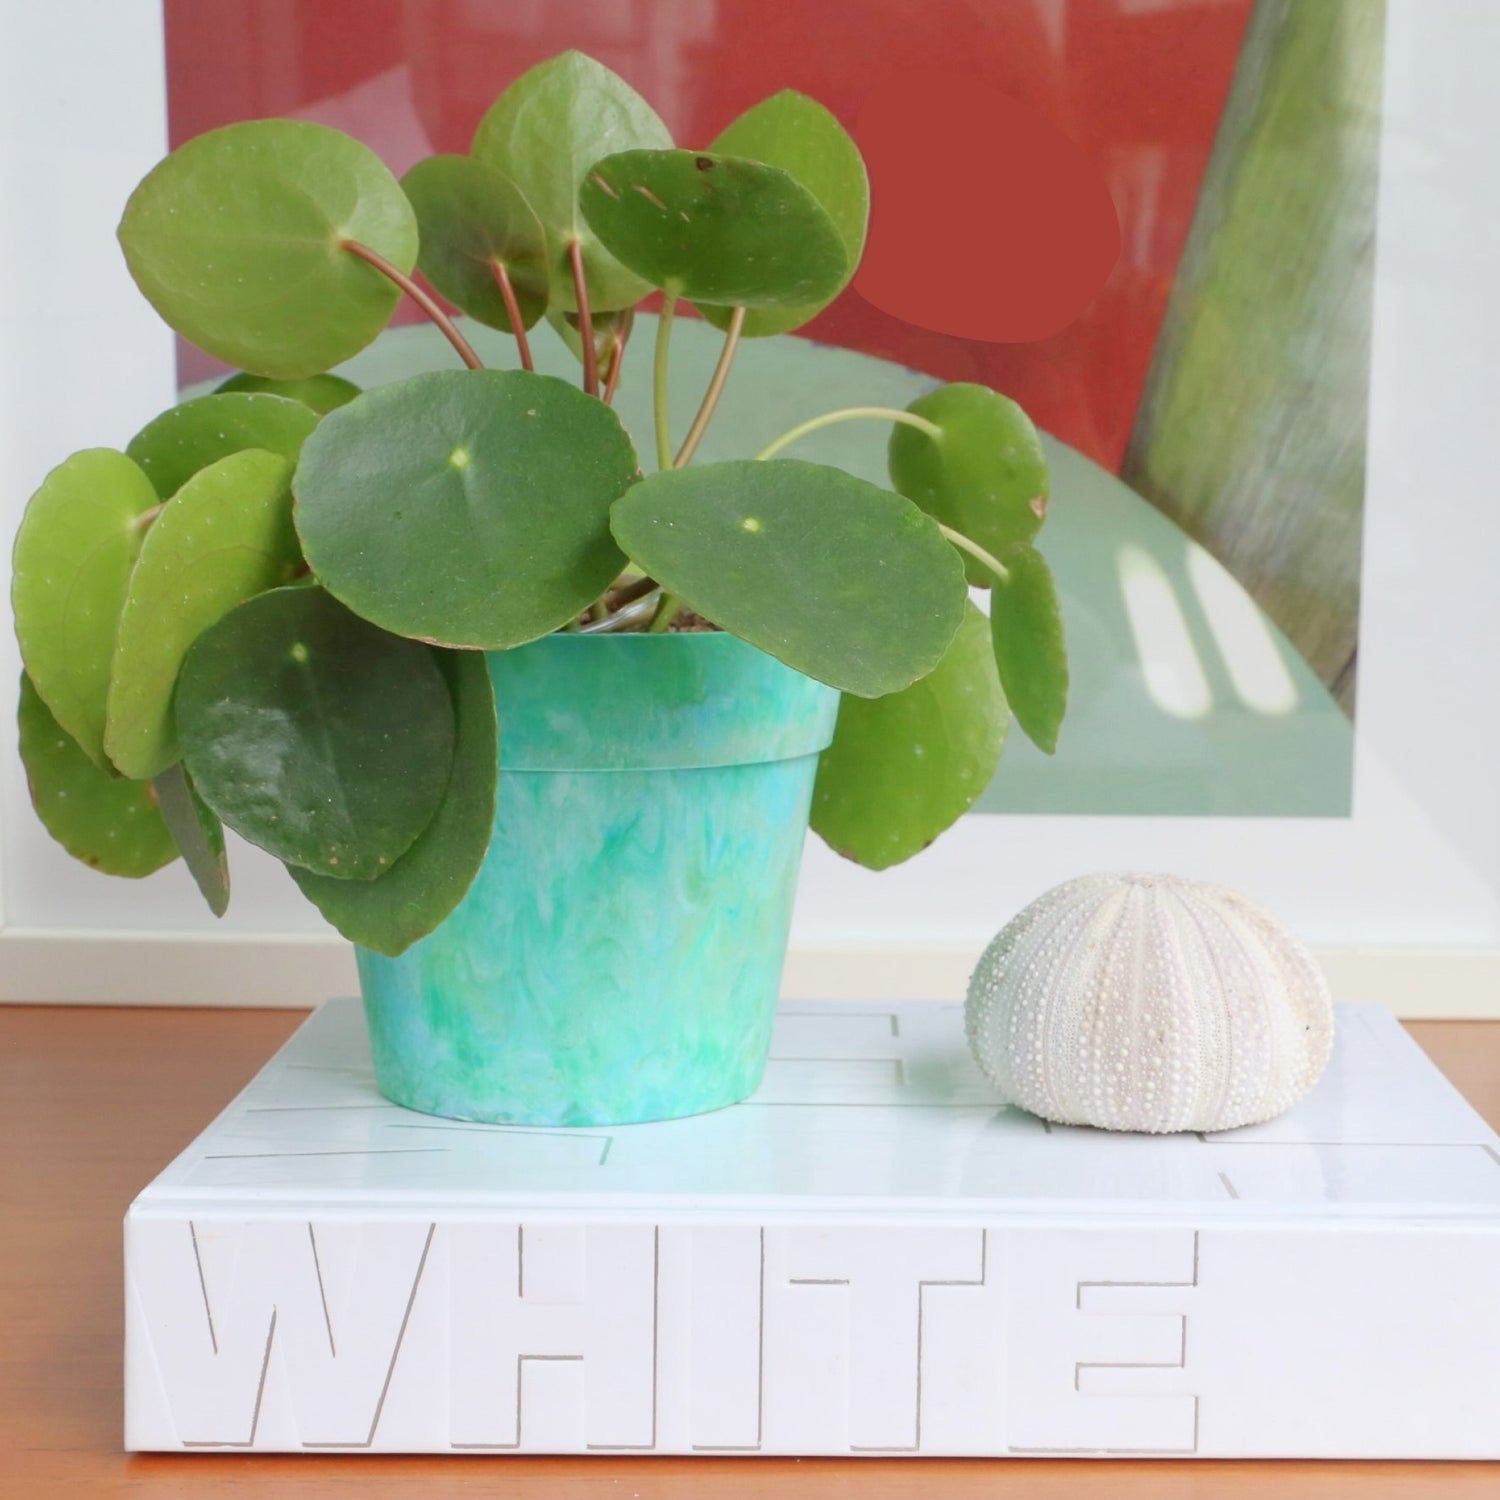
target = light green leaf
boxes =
[889,384,1050,586]
[610,459,966,697]
[402,154,548,334]
[471,51,671,311]
[215,371,361,414]
[812,603,1008,869]
[293,369,639,648]
[153,762,229,917]
[580,149,848,308]
[11,449,159,767]
[105,448,304,781]
[990,542,1069,754]
[17,673,176,878]
[703,90,868,337]
[175,586,454,880]
[127,392,318,500]
[118,119,418,377]
[290,649,497,955]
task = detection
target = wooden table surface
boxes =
[4,1005,1499,1497]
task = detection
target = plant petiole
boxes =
[653,291,678,471]
[340,239,483,370]
[567,239,599,396]
[938,524,1009,584]
[490,261,533,371]
[675,306,746,466]
[754,406,941,462]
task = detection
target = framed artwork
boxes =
[2,0,1497,1013]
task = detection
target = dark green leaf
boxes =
[703,90,869,337]
[581,149,848,308]
[153,762,229,917]
[293,370,639,648]
[812,603,1007,869]
[990,543,1069,754]
[12,449,158,767]
[888,384,1050,586]
[216,371,361,414]
[471,51,671,311]
[290,649,497,955]
[106,449,303,780]
[610,459,966,697]
[118,120,418,377]
[402,154,548,334]
[175,587,455,879]
[17,673,176,878]
[127,392,318,500]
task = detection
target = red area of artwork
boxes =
[854,72,1121,344]
[164,0,1252,472]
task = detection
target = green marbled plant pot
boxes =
[357,631,839,1126]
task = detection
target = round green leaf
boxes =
[703,90,869,337]
[610,459,966,697]
[290,648,497,955]
[12,448,159,767]
[127,392,319,500]
[889,384,1050,586]
[402,155,548,334]
[471,50,671,312]
[153,762,229,917]
[106,449,304,781]
[118,119,418,377]
[216,371,362,414]
[581,149,848,308]
[17,673,176,878]
[175,587,454,880]
[293,369,639,649]
[812,602,1008,869]
[990,542,1069,754]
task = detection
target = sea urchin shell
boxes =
[964,873,1333,1133]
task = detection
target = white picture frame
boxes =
[3,0,1498,1015]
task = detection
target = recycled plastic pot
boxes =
[357,631,839,1127]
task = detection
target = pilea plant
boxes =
[10,51,1068,957]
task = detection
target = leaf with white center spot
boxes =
[175,586,454,880]
[610,459,966,697]
[293,369,639,648]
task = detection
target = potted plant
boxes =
[10,52,1068,1127]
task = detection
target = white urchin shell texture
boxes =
[965,873,1334,1133]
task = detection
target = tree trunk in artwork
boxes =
[1121,0,1383,717]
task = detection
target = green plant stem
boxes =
[567,239,600,397]
[645,300,747,633]
[490,260,533,371]
[653,292,677,470]
[675,306,746,466]
[754,405,941,462]
[938,523,1010,584]
[341,239,483,370]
